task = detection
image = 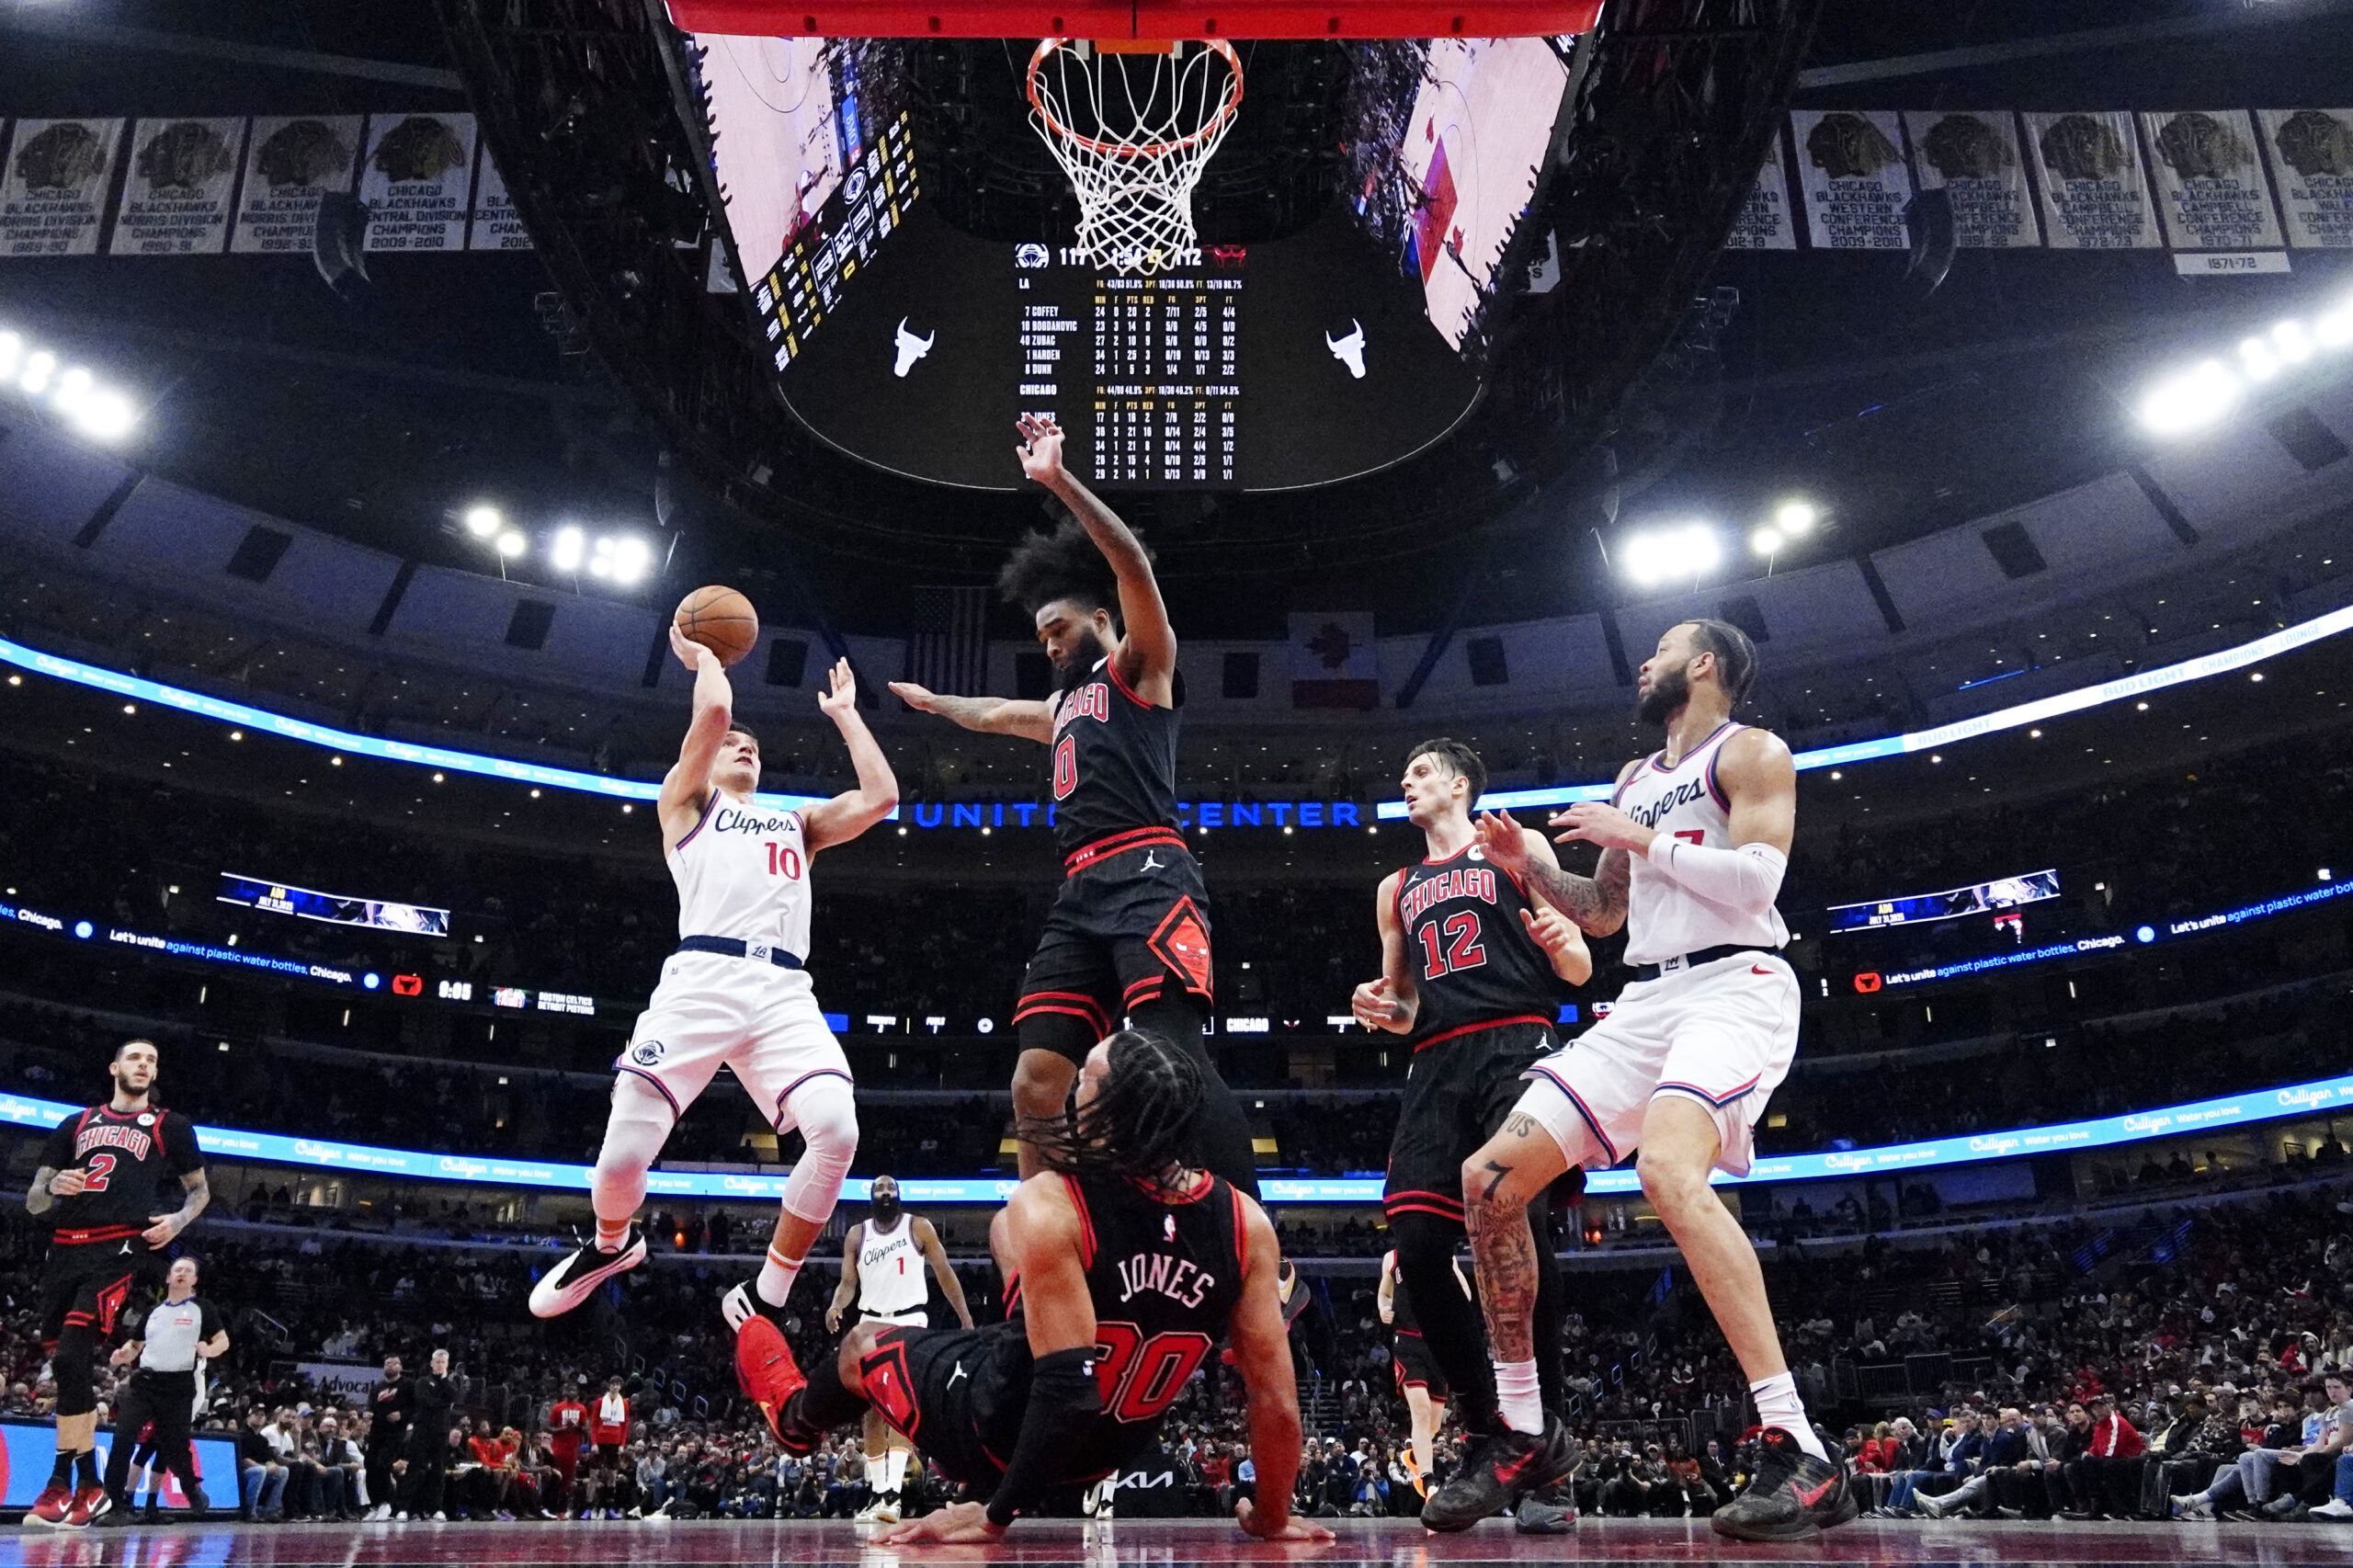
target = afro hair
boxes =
[995,516,1144,630]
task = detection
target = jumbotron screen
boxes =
[688,37,1567,491]
[1826,869,2063,934]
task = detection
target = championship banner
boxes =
[1904,110,2040,248]
[231,115,363,254]
[0,118,127,256]
[360,111,478,253]
[1789,109,1913,249]
[467,149,532,251]
[2257,108,2353,248]
[2025,110,2161,249]
[108,118,245,256]
[1722,129,1797,250]
[2142,109,2285,251]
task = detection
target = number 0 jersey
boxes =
[1047,658,1181,857]
[1395,841,1563,1044]
[1610,721,1790,965]
[39,1103,204,1240]
[666,793,813,958]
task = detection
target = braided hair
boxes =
[1017,1030,1203,1188]
[995,517,1134,631]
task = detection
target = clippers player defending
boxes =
[822,1175,973,1521]
[1439,619,1853,1542]
[23,1039,210,1528]
[735,1031,1328,1545]
[1354,738,1589,1525]
[890,415,1256,1196]
[530,631,897,1323]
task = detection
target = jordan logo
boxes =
[947,1362,968,1388]
[1141,851,1165,871]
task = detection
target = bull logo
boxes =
[1324,320,1366,379]
[892,317,935,378]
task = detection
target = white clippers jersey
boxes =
[1610,722,1789,966]
[856,1214,927,1314]
[666,793,813,957]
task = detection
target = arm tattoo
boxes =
[1525,847,1631,936]
[1477,1159,1512,1203]
[1506,1112,1537,1139]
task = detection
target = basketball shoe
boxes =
[529,1223,648,1318]
[1420,1415,1574,1531]
[1709,1427,1857,1542]
[735,1315,820,1453]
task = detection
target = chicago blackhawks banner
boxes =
[1904,110,2040,248]
[2142,109,2285,251]
[231,115,363,254]
[2025,110,2161,249]
[1723,128,1798,251]
[2257,108,2353,248]
[359,112,478,253]
[109,118,245,256]
[0,118,127,256]
[1790,109,1913,249]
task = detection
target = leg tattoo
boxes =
[1465,1182,1540,1364]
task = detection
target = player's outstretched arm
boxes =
[658,626,735,830]
[803,659,900,853]
[885,681,1053,744]
[1473,808,1630,937]
[1015,414,1176,695]
[1349,872,1418,1034]
[1518,830,1595,986]
[915,1216,975,1328]
[1228,1195,1335,1543]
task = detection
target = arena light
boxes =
[461,504,504,539]
[0,331,20,379]
[549,525,586,573]
[18,349,55,395]
[1750,528,1782,558]
[0,327,142,444]
[1773,499,1818,536]
[495,531,527,560]
[2238,335,2281,380]
[2272,319,2313,364]
[2319,302,2353,349]
[2138,359,2244,437]
[589,534,654,585]
[1619,522,1721,587]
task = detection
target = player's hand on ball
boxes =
[1015,414,1066,485]
[1235,1497,1335,1543]
[1472,811,1529,871]
[888,681,938,713]
[47,1167,89,1198]
[875,1500,1003,1544]
[670,622,714,672]
[1350,978,1410,1033]
[817,658,858,721]
[1521,904,1578,958]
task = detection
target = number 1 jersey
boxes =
[1395,842,1564,1041]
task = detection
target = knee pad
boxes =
[590,1074,675,1221]
[52,1322,97,1417]
[779,1077,858,1223]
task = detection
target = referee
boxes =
[97,1257,226,1522]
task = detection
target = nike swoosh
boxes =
[1750,965,1773,975]
[1495,1449,1539,1484]
[1794,1473,1837,1507]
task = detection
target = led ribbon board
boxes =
[1826,869,2060,934]
[6,1068,2347,1202]
[1381,599,2353,817]
[219,872,451,937]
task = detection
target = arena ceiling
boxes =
[0,0,2349,638]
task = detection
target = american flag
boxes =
[905,585,990,696]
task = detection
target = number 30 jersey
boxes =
[666,792,813,959]
[1395,842,1564,1043]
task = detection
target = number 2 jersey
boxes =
[1395,841,1564,1043]
[40,1102,204,1244]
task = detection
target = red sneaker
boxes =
[66,1486,112,1528]
[25,1482,74,1528]
[734,1315,811,1450]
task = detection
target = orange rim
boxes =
[1025,37,1245,161]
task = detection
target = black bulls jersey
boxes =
[1061,1169,1247,1468]
[1396,843,1563,1043]
[40,1103,203,1241]
[1048,659,1181,856]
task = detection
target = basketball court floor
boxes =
[5,1517,2348,1567]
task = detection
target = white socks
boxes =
[756,1244,801,1308]
[884,1447,910,1494]
[1751,1372,1828,1460]
[865,1452,887,1491]
[1494,1359,1544,1436]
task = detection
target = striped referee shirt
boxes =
[134,1293,223,1374]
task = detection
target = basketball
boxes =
[675,585,759,666]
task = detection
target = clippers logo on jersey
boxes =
[630,1039,665,1066]
[1611,722,1790,966]
[73,1122,154,1163]
[667,800,812,956]
[1626,776,1710,828]
[710,806,806,844]
[1114,1251,1218,1310]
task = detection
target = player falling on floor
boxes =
[889,415,1256,1195]
[1436,618,1854,1542]
[1378,1244,1472,1497]
[529,628,898,1327]
[1353,737,1591,1527]
[821,1174,973,1523]
[736,1030,1330,1544]
[23,1038,210,1528]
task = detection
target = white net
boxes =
[1026,39,1245,275]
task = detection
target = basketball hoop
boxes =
[1026,38,1244,275]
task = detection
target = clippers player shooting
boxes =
[889,415,1256,1197]
[734,1031,1329,1545]
[1437,619,1854,1542]
[1352,737,1590,1528]
[23,1038,210,1529]
[822,1175,973,1523]
[529,629,898,1326]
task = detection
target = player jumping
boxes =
[529,631,897,1332]
[1435,619,1854,1541]
[890,415,1256,1195]
[24,1038,210,1528]
[735,1030,1329,1543]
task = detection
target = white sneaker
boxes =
[855,1494,901,1524]
[529,1224,649,1318]
[366,1504,391,1522]
[2170,1494,2210,1519]
[392,1511,409,1522]
[431,1511,448,1522]
[2312,1498,2353,1519]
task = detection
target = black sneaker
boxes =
[1421,1417,1573,1532]
[529,1223,648,1319]
[1709,1427,1858,1542]
[719,1278,790,1334]
[1513,1492,1577,1534]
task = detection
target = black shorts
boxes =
[858,1323,1030,1488]
[40,1235,152,1346]
[1015,831,1214,1057]
[1392,1330,1449,1401]
[1383,1019,1554,1226]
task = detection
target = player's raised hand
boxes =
[888,680,940,713]
[874,1500,1004,1544]
[1472,810,1530,871]
[1550,800,1651,854]
[46,1166,89,1199]
[1521,904,1579,959]
[1016,414,1066,485]
[670,621,714,672]
[816,658,858,721]
[1350,977,1410,1034]
[1235,1497,1336,1544]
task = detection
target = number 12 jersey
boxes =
[1395,842,1563,1041]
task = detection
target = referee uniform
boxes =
[102,1289,223,1515]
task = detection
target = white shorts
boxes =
[860,1306,929,1327]
[1515,950,1799,1176]
[615,950,849,1129]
